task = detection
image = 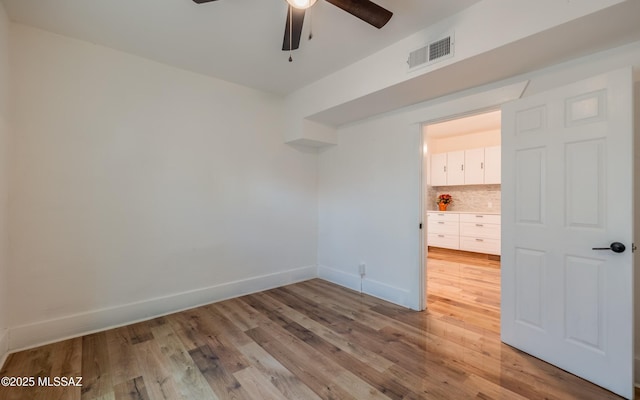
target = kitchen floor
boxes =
[426,247,500,334]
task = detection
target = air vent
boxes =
[429,36,451,62]
[407,33,454,71]
[407,47,428,70]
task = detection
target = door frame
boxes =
[415,80,528,310]
[419,108,501,309]
[635,80,640,387]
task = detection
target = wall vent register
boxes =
[407,34,454,71]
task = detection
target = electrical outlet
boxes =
[359,263,366,277]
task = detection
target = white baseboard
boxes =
[318,265,412,309]
[0,328,8,369]
[362,278,411,309]
[9,265,316,352]
[318,264,361,293]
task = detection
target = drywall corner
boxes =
[285,119,337,148]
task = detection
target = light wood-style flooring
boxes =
[0,250,626,399]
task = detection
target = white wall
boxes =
[317,117,422,308]
[429,129,501,153]
[0,1,10,365]
[8,24,318,350]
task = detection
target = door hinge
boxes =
[633,243,637,253]
[419,223,423,230]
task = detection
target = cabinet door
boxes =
[428,233,460,250]
[427,212,460,222]
[459,236,500,255]
[484,145,501,184]
[459,213,501,224]
[464,148,485,184]
[431,153,447,186]
[447,150,465,186]
[460,222,500,239]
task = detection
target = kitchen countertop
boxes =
[427,210,501,215]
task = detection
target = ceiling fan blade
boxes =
[192,0,218,3]
[282,6,306,51]
[325,0,392,29]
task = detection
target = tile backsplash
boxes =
[428,184,501,213]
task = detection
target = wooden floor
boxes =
[0,250,627,399]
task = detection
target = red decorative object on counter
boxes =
[437,194,453,211]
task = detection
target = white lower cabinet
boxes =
[459,213,501,255]
[427,212,501,255]
[427,212,459,250]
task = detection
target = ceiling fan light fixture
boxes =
[286,0,317,10]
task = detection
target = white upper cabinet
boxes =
[430,153,447,186]
[431,146,501,186]
[464,148,485,184]
[446,151,465,186]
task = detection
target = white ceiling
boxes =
[0,0,479,95]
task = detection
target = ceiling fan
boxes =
[192,0,393,57]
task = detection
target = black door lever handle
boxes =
[592,242,626,253]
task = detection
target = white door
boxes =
[501,68,634,399]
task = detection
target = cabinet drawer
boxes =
[459,236,500,255]
[428,233,459,250]
[460,222,500,239]
[428,220,459,235]
[459,213,501,224]
[427,212,459,222]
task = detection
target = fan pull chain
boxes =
[308,7,313,40]
[288,6,293,62]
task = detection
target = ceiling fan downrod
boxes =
[288,5,293,62]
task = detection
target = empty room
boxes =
[1,0,640,399]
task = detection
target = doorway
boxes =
[422,110,502,329]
